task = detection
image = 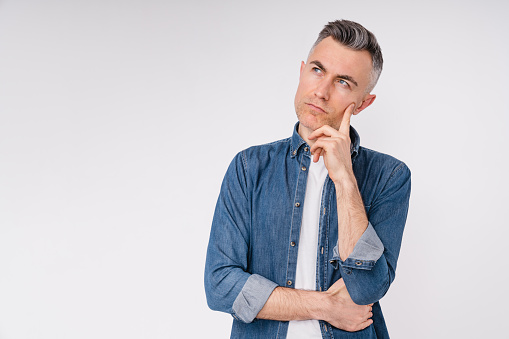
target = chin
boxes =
[298,114,325,131]
[299,121,325,135]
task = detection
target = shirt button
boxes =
[287,280,292,286]
[355,261,362,266]
[304,147,309,152]
[295,202,300,207]
[301,166,307,171]
[292,150,296,156]
[290,241,296,246]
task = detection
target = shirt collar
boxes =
[290,122,360,159]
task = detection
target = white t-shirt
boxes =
[286,156,328,338]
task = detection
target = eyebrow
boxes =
[310,60,359,87]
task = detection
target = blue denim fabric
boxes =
[205,123,411,339]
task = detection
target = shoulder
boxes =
[239,136,291,164]
[354,147,411,208]
[355,146,411,183]
[224,137,292,185]
[243,137,291,155]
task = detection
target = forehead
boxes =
[307,37,373,87]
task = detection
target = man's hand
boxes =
[322,278,373,331]
[257,278,373,332]
[308,103,355,185]
[309,103,368,260]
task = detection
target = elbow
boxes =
[205,276,252,324]
[204,266,221,311]
[204,271,227,312]
[204,266,242,314]
[206,298,223,313]
[343,255,396,305]
[350,285,389,305]
[205,283,231,313]
[348,275,392,305]
[205,286,220,311]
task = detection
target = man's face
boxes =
[295,37,375,133]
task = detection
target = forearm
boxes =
[258,280,374,331]
[335,172,369,261]
[256,286,326,321]
[333,174,388,305]
[331,163,411,305]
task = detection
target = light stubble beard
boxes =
[295,100,340,132]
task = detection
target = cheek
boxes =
[295,82,304,96]
[294,84,307,107]
[329,94,352,111]
[294,90,301,109]
[296,76,315,95]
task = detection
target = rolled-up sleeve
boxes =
[232,274,278,323]
[330,163,411,306]
[204,151,278,323]
[330,222,384,270]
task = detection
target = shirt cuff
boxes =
[231,274,278,323]
[330,222,384,271]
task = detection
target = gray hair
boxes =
[310,20,383,93]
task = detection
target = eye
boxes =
[312,67,322,74]
[336,79,350,88]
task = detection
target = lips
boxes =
[306,103,327,113]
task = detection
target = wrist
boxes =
[333,172,357,191]
[312,291,331,321]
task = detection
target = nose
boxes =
[314,79,330,101]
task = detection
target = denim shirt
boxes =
[205,123,411,339]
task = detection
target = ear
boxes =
[353,94,376,115]
[299,61,306,77]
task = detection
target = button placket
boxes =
[285,149,309,294]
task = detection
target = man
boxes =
[205,20,411,338]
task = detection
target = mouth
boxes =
[306,103,326,114]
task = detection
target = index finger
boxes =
[339,103,355,135]
[308,124,338,140]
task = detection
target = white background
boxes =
[1,1,508,338]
